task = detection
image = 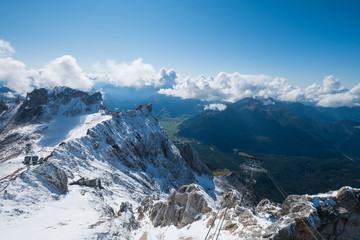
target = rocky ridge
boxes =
[0,87,105,163]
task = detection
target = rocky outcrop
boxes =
[180,143,212,176]
[118,202,139,230]
[220,190,240,209]
[34,163,68,194]
[52,102,197,195]
[139,184,212,227]
[247,186,360,240]
[255,199,282,219]
[192,186,360,239]
[0,100,8,114]
[0,87,105,163]
[14,87,104,124]
[311,186,360,240]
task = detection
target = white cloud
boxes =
[34,55,93,91]
[0,42,93,95]
[159,72,305,103]
[302,75,360,107]
[94,58,157,87]
[93,59,178,88]
[159,72,360,107]
[204,103,227,111]
[158,68,177,87]
[315,82,360,107]
[1,39,359,108]
[0,39,15,57]
[0,57,35,95]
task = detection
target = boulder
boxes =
[34,163,68,194]
[140,184,212,227]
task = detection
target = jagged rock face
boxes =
[47,103,196,197]
[118,202,139,230]
[0,87,105,163]
[0,100,8,114]
[139,184,212,227]
[0,90,204,238]
[255,199,282,219]
[34,163,68,194]
[14,87,104,124]
[313,187,360,240]
[256,186,360,240]
[220,190,240,209]
[180,143,212,176]
[197,186,360,239]
[0,99,22,132]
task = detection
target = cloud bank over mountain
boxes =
[159,73,360,107]
[0,39,359,107]
[0,40,93,95]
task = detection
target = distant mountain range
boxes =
[95,84,212,117]
[178,97,360,161]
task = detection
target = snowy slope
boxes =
[0,88,215,239]
[0,87,107,180]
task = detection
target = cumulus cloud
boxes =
[93,58,177,88]
[204,103,227,111]
[159,72,360,107]
[159,72,305,103]
[315,82,360,107]
[34,55,93,91]
[0,39,15,57]
[302,75,360,107]
[1,39,359,107]
[0,57,35,95]
[158,68,177,87]
[94,58,157,87]
[0,41,93,95]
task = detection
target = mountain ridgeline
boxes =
[179,97,360,160]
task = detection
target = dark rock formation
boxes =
[14,87,105,124]
[14,88,48,124]
[0,87,105,163]
[313,187,360,240]
[34,163,68,194]
[0,100,8,114]
[180,143,212,176]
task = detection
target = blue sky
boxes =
[1,0,359,88]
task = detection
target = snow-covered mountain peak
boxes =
[0,87,108,169]
[0,88,221,239]
[15,87,105,124]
